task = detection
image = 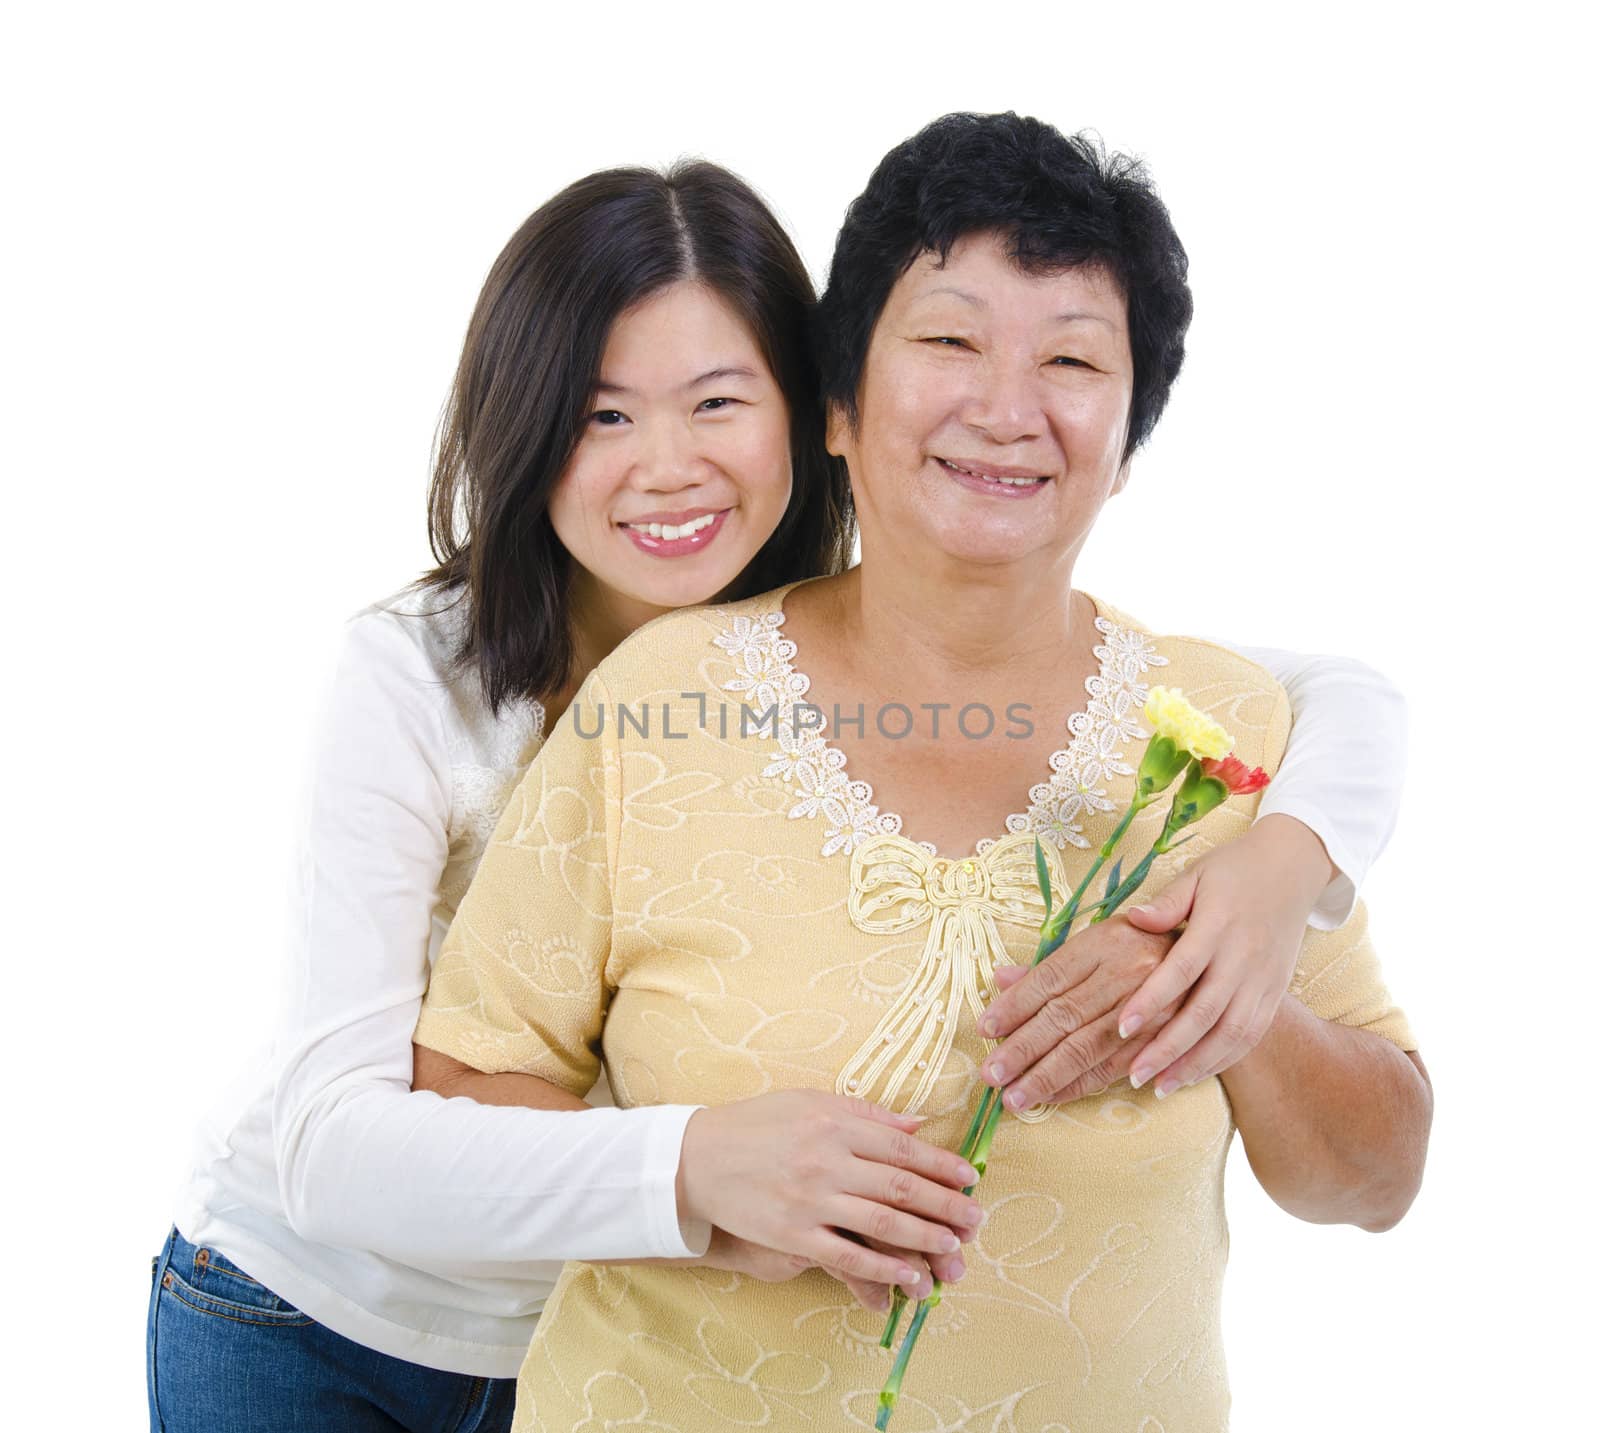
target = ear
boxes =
[1110,457,1133,497]
[824,400,852,459]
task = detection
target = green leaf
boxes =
[1103,857,1124,900]
[1033,837,1053,916]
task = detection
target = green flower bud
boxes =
[1157,760,1230,850]
[1136,734,1191,797]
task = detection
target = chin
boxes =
[627,563,748,612]
[917,517,1042,569]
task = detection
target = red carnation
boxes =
[1201,754,1271,795]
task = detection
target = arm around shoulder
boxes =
[271,614,706,1266]
[1220,640,1408,929]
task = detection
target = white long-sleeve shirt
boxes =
[171,581,1408,1378]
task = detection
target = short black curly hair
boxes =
[815,112,1193,462]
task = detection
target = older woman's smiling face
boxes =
[830,231,1135,575]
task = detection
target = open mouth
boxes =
[936,457,1049,491]
[617,507,731,556]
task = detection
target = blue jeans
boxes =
[146,1227,517,1433]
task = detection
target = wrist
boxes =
[675,1107,710,1227]
[1249,814,1336,909]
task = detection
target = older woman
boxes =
[414,113,1431,1430]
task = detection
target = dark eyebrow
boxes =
[594,365,758,398]
[683,365,757,390]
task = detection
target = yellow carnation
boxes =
[1143,686,1233,761]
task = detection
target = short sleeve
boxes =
[1290,898,1416,1052]
[415,668,620,1094]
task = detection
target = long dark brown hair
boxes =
[412,161,856,716]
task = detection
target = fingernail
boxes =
[1130,1065,1151,1089]
[965,1205,986,1228]
[986,1061,1006,1084]
[1004,1086,1028,1110]
[1129,904,1153,917]
[980,1016,997,1037]
[1154,1078,1179,1100]
[949,1258,966,1281]
[898,1267,918,1288]
[940,1232,960,1253]
[1119,1014,1143,1039]
[957,1163,978,1184]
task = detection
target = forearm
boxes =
[411,1043,587,1111]
[1220,995,1432,1232]
[271,1026,703,1268]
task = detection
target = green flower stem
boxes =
[872,792,1167,1425]
[875,1282,942,1430]
[1087,805,1198,926]
[879,1085,997,1349]
[1034,797,1149,961]
[878,1289,908,1350]
[960,1100,998,1177]
[957,1087,998,1166]
[1088,845,1161,924]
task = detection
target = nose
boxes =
[634,418,704,493]
[966,357,1044,447]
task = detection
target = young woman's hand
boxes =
[693,1228,962,1313]
[1113,814,1334,1097]
[676,1091,983,1298]
[976,815,1335,1108]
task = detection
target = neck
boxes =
[551,571,671,718]
[836,537,1090,686]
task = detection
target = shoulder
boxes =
[343,580,468,690]
[587,582,797,698]
[1090,595,1291,774]
[343,580,545,755]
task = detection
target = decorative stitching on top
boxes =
[712,597,1167,859]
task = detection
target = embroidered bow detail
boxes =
[835,831,1065,1123]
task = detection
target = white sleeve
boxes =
[1210,642,1408,932]
[270,610,709,1271]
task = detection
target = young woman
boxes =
[148,159,1409,1433]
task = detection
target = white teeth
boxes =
[941,459,1043,487]
[630,513,717,539]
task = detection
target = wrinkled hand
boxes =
[1113,814,1335,1097]
[676,1090,982,1301]
[977,916,1178,1109]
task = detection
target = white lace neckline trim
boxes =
[711,584,1168,860]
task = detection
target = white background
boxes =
[5,2,1593,1427]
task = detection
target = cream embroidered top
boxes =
[414,582,1416,1431]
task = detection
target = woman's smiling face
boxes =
[548,281,793,619]
[829,231,1135,575]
